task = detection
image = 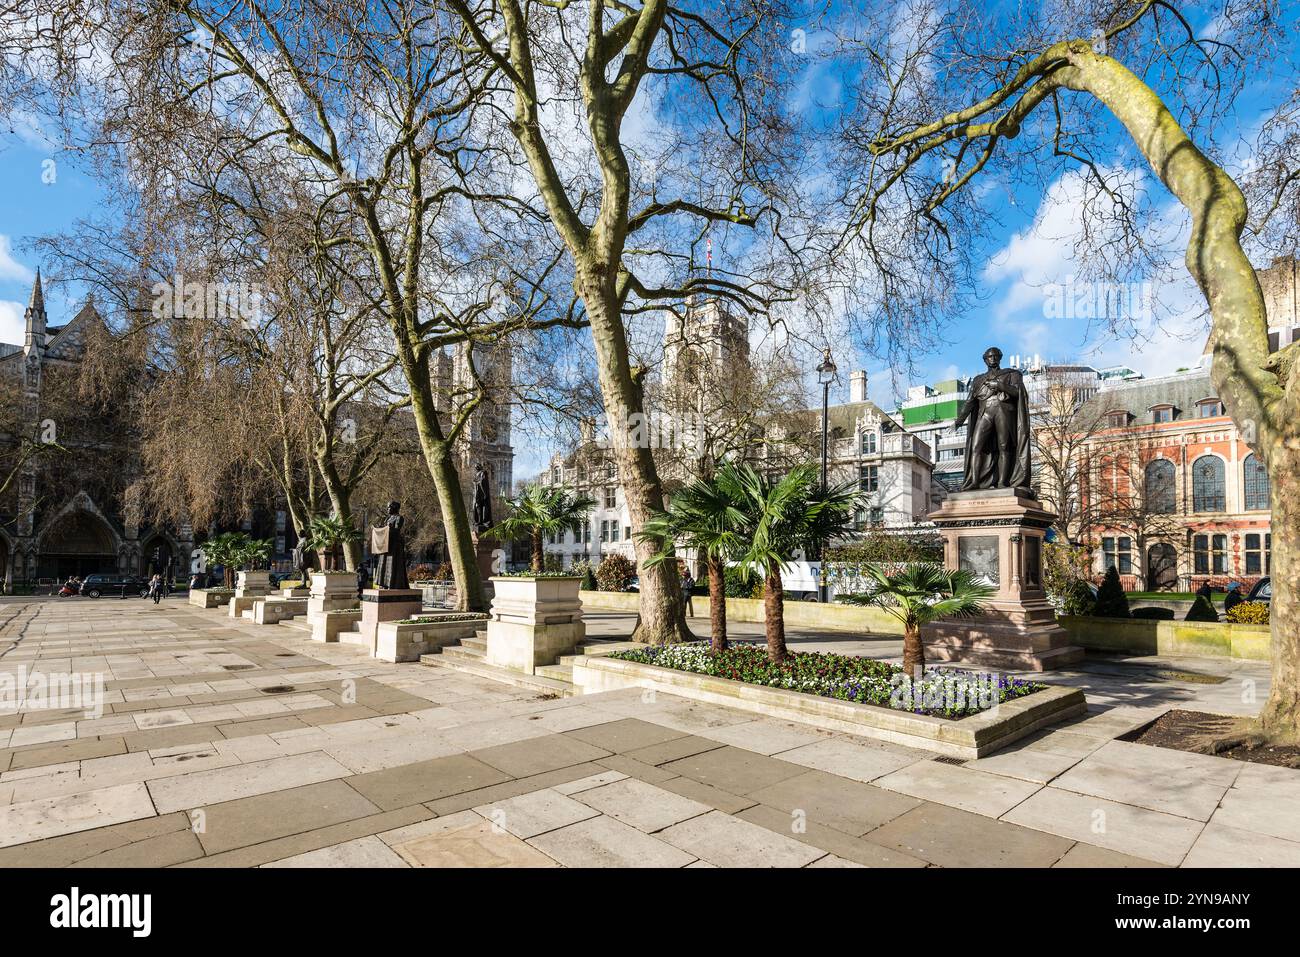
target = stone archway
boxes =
[36,503,120,579]
[141,534,179,579]
[1147,543,1178,592]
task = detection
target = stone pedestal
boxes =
[474,535,498,606]
[922,489,1083,672]
[358,588,423,655]
[485,576,584,675]
[308,571,359,623]
[235,570,270,599]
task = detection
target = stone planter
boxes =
[485,576,584,675]
[311,607,361,643]
[252,597,308,625]
[375,615,486,663]
[570,655,1086,759]
[235,569,271,599]
[188,588,231,609]
[308,571,360,622]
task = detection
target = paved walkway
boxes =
[0,596,1295,867]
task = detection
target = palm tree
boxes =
[201,532,249,589]
[489,484,595,573]
[233,537,273,572]
[638,467,749,652]
[304,516,360,571]
[730,463,863,663]
[845,563,995,674]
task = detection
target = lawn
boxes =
[607,642,1043,719]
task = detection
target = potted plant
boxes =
[487,484,595,572]
[304,516,360,572]
[201,532,250,589]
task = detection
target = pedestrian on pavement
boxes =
[680,564,696,617]
[148,574,163,605]
[1224,582,1244,615]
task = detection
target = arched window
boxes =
[1192,455,1225,512]
[1244,453,1270,511]
[1144,459,1176,514]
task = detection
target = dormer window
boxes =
[1150,404,1173,424]
[861,431,878,455]
[1106,410,1129,428]
[1197,398,1223,418]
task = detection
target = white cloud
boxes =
[0,235,34,283]
[0,300,26,346]
[982,168,1210,377]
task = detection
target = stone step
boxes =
[535,663,573,682]
[277,618,313,634]
[420,652,576,696]
[461,635,487,653]
[439,644,485,662]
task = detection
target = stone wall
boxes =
[1058,615,1269,660]
[578,590,904,635]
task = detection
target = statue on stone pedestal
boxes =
[371,501,408,590]
[955,347,1032,492]
[472,463,493,534]
[291,534,309,584]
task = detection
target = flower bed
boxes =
[606,642,1043,719]
[396,613,489,625]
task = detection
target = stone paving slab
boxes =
[0,597,1294,868]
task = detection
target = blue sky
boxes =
[2,9,1295,481]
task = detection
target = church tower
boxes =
[23,268,47,352]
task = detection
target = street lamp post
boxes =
[815,349,837,602]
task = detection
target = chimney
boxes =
[849,369,868,403]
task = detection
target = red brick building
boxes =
[1072,256,1295,592]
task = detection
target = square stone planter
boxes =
[485,576,585,675]
[311,608,361,643]
[188,589,231,609]
[308,571,360,622]
[235,570,271,599]
[375,615,486,663]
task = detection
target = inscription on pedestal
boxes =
[958,535,1000,584]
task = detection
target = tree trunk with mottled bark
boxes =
[763,568,787,662]
[707,556,728,653]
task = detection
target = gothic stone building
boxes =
[0,273,194,588]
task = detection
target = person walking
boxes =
[1224,583,1244,615]
[148,574,163,605]
[680,564,696,618]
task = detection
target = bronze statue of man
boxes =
[955,347,1032,491]
[371,501,408,590]
[472,463,493,533]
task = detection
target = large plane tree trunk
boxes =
[1051,42,1294,735]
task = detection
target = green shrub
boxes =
[1093,566,1130,618]
[724,564,759,599]
[1062,579,1097,617]
[1226,600,1269,624]
[1131,606,1175,620]
[1185,595,1219,622]
[595,553,637,591]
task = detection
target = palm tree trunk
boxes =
[763,568,787,663]
[707,556,728,653]
[902,621,924,677]
[531,529,544,574]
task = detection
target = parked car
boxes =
[1247,577,1271,604]
[80,574,149,598]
